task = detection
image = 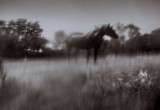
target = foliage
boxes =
[0,19,48,58]
[100,23,160,55]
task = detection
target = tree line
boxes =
[102,23,160,55]
[54,23,160,56]
[0,19,160,58]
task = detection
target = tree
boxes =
[54,30,66,50]
[0,20,6,36]
[151,28,160,35]
[114,23,128,54]
[115,22,127,37]
[0,20,8,56]
[126,24,141,38]
[0,19,48,58]
[150,28,160,53]
[106,39,121,55]
[5,19,47,57]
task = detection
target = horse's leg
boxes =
[67,47,71,62]
[94,47,100,64]
[94,49,98,64]
[87,50,90,64]
[94,41,103,64]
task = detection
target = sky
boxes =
[0,0,160,41]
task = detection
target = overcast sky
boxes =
[0,0,160,40]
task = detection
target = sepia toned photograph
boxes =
[0,0,160,110]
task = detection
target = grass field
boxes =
[1,55,160,110]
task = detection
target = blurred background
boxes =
[1,0,160,110]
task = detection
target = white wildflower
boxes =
[39,48,43,53]
[141,79,145,83]
[18,35,23,41]
[138,69,147,79]
[138,69,148,83]
[27,48,31,51]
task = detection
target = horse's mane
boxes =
[84,26,101,38]
[70,32,84,36]
[69,24,113,39]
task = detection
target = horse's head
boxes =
[102,24,119,39]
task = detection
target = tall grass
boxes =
[1,55,160,110]
[0,59,21,110]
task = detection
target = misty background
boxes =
[0,0,160,58]
[0,0,160,41]
[1,1,160,110]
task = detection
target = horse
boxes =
[66,24,119,63]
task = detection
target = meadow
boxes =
[1,55,160,110]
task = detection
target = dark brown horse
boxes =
[66,24,119,63]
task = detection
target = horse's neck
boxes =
[91,29,104,39]
[85,29,104,47]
